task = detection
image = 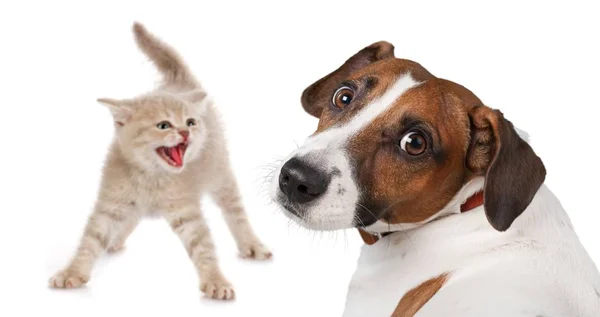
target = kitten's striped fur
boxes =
[48,23,271,300]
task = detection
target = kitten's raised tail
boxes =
[132,22,197,87]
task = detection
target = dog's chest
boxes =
[342,213,503,317]
[343,238,460,317]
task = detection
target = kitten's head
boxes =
[98,90,209,173]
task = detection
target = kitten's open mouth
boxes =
[156,143,187,167]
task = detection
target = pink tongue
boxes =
[169,146,182,166]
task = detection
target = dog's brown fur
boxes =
[392,273,449,317]
[300,41,545,231]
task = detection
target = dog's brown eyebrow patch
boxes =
[392,272,449,317]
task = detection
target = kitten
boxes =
[48,22,271,300]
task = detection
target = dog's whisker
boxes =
[396,222,417,254]
[356,203,377,225]
[343,230,349,254]
[353,214,367,228]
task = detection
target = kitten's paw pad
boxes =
[200,280,235,300]
[48,271,89,289]
[239,242,272,260]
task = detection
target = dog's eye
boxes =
[186,118,196,127]
[157,121,172,130]
[399,131,427,155]
[332,86,354,109]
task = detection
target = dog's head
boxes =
[270,42,546,232]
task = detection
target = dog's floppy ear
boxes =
[466,106,546,231]
[300,41,395,118]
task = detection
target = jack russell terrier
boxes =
[269,41,600,316]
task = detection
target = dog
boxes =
[269,41,600,316]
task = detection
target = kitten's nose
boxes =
[179,130,189,142]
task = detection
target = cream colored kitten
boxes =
[48,22,271,300]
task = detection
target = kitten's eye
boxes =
[332,86,354,109]
[157,121,172,130]
[399,131,427,155]
[186,118,196,127]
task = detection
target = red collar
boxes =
[460,191,484,213]
[358,191,484,245]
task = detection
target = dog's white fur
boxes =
[343,184,600,316]
[270,74,421,230]
[271,71,600,315]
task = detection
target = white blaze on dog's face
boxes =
[270,42,546,232]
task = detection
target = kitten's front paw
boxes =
[200,278,235,300]
[238,241,272,260]
[48,270,89,289]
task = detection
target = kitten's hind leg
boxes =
[163,202,235,300]
[49,202,135,289]
[210,169,272,260]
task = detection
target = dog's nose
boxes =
[278,158,330,204]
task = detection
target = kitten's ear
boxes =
[183,89,207,103]
[180,89,210,110]
[97,98,133,126]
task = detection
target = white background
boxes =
[1,1,599,316]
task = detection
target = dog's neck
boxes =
[358,191,485,245]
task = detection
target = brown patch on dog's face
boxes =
[348,78,481,225]
[273,41,545,232]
